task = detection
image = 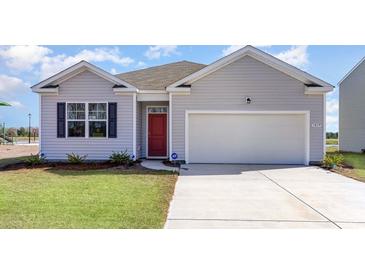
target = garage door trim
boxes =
[185,110,310,165]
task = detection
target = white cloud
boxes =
[39,47,134,79]
[0,45,52,71]
[136,61,147,68]
[222,45,245,56]
[8,100,24,108]
[326,114,338,132]
[222,45,308,68]
[110,68,118,74]
[326,98,339,131]
[274,46,308,68]
[326,98,339,114]
[144,46,179,60]
[0,46,134,79]
[0,74,26,94]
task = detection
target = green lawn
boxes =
[326,138,338,145]
[0,168,177,228]
[341,152,365,181]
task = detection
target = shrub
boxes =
[322,153,345,169]
[109,150,134,167]
[67,153,87,164]
[25,153,47,167]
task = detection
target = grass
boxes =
[14,136,39,143]
[326,146,365,182]
[0,168,177,228]
[326,138,338,145]
[340,152,365,181]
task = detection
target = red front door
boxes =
[148,113,167,157]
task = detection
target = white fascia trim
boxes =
[138,90,167,94]
[113,88,139,93]
[305,86,333,94]
[32,87,59,94]
[167,45,333,91]
[166,87,191,93]
[31,60,138,92]
[137,93,169,101]
[184,110,310,166]
[338,56,365,85]
[114,91,138,95]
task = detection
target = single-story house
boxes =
[338,56,365,152]
[31,46,333,165]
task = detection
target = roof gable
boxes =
[338,56,365,85]
[167,46,333,93]
[31,60,138,93]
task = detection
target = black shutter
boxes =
[57,102,66,138]
[108,102,117,138]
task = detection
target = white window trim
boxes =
[146,105,169,159]
[184,110,310,165]
[65,102,108,139]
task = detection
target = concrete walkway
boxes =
[141,160,179,172]
[165,164,365,229]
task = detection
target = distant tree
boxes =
[17,127,26,136]
[7,128,17,137]
[326,132,338,139]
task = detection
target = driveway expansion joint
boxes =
[257,170,342,229]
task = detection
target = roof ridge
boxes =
[115,60,206,76]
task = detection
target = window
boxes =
[88,103,107,138]
[148,107,168,113]
[67,103,85,137]
[66,103,108,138]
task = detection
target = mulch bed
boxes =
[162,160,181,168]
[0,161,146,171]
[322,164,365,183]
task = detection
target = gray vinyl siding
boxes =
[171,56,325,162]
[140,101,169,158]
[339,60,365,152]
[40,70,134,160]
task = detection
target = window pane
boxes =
[148,107,167,113]
[77,103,85,111]
[68,121,85,137]
[97,112,107,119]
[68,103,85,120]
[67,103,76,111]
[88,103,107,120]
[88,111,98,120]
[77,112,85,119]
[89,103,97,111]
[89,121,106,137]
[98,103,106,111]
[67,111,77,119]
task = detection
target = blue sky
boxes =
[1,45,365,132]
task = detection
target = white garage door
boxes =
[187,112,308,165]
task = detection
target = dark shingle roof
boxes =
[115,61,206,90]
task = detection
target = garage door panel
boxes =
[188,113,306,164]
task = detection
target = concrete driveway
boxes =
[165,164,365,229]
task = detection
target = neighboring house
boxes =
[31,46,333,165]
[338,57,365,152]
